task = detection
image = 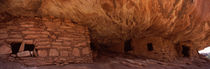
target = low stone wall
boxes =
[105,36,199,61]
[0,17,92,65]
[131,37,178,61]
[131,37,199,61]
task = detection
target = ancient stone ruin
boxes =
[0,0,209,67]
[106,37,199,61]
[0,17,92,65]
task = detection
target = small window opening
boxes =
[10,42,22,54]
[182,45,190,57]
[124,39,132,53]
[24,44,35,51]
[147,43,154,51]
[24,44,36,57]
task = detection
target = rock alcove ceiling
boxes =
[0,0,210,61]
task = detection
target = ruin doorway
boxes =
[10,42,22,54]
[182,45,190,57]
[147,43,154,51]
[124,39,132,53]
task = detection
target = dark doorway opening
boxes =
[182,45,190,57]
[10,42,22,54]
[90,42,96,51]
[124,39,132,53]
[147,43,153,51]
[24,44,35,51]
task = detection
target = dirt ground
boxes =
[0,52,210,69]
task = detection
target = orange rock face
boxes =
[0,0,209,61]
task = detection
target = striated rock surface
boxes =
[0,0,210,59]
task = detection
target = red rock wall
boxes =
[0,17,92,64]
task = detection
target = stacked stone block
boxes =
[0,17,92,64]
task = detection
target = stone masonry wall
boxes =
[130,37,179,61]
[0,17,92,65]
[105,37,179,61]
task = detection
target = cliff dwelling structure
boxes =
[0,17,92,65]
[0,0,209,67]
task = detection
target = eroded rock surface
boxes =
[0,0,210,61]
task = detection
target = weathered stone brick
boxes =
[21,24,34,27]
[10,32,20,34]
[46,28,56,31]
[35,38,50,42]
[22,31,37,34]
[50,35,57,39]
[0,43,12,54]
[19,28,28,31]
[58,37,73,41]
[17,51,31,57]
[65,29,75,33]
[63,41,71,46]
[19,21,35,25]
[73,36,86,39]
[60,26,72,29]
[7,26,18,30]
[60,50,69,57]
[0,30,7,34]
[82,47,91,55]
[38,49,48,57]
[6,39,23,42]
[49,49,59,56]
[34,17,40,20]
[72,48,80,57]
[24,35,38,39]
[56,40,63,42]
[9,34,22,38]
[65,23,75,26]
[40,31,50,35]
[51,45,62,48]
[54,32,61,35]
[0,34,8,39]
[28,28,43,31]
[52,42,62,46]
[36,41,50,45]
[23,40,34,44]
[52,46,72,49]
[36,45,51,49]
[24,35,48,39]
[75,42,87,47]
